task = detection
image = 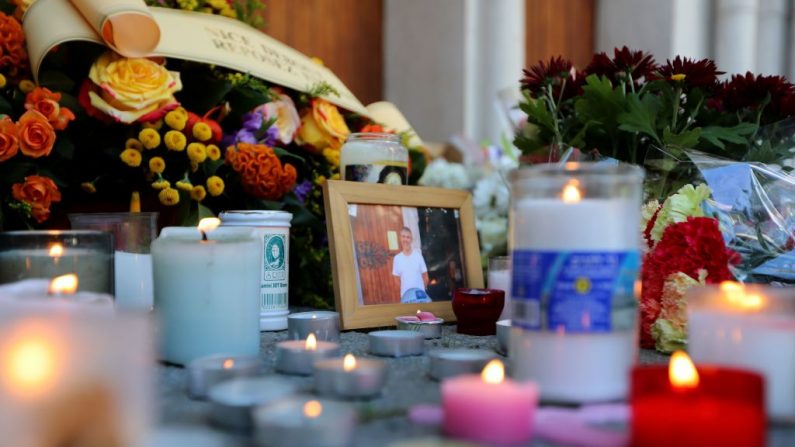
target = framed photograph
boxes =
[323,180,483,329]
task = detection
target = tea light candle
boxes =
[395,310,444,339]
[314,353,387,399]
[428,349,497,381]
[287,311,340,342]
[452,288,504,335]
[442,359,538,445]
[496,319,511,355]
[631,351,765,446]
[275,333,341,376]
[207,377,297,431]
[688,282,795,422]
[187,354,260,399]
[368,330,424,357]
[509,164,643,403]
[0,275,114,313]
[253,397,357,447]
[152,219,261,365]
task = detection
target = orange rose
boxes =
[295,99,350,153]
[0,12,29,81]
[17,109,56,158]
[25,87,75,131]
[0,117,19,162]
[12,175,62,223]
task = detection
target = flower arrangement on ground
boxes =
[0,0,427,308]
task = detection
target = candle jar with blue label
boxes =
[508,162,643,403]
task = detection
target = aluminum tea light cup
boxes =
[254,397,357,447]
[287,311,340,341]
[368,330,425,357]
[207,377,297,431]
[187,354,260,399]
[496,319,511,356]
[314,354,387,399]
[275,333,341,376]
[428,349,499,381]
[395,310,444,339]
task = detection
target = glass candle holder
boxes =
[509,162,643,403]
[488,256,511,320]
[69,212,158,311]
[0,230,113,294]
[340,133,408,185]
[452,288,505,335]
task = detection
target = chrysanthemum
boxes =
[719,72,795,121]
[655,57,723,90]
[520,56,582,100]
[585,47,656,85]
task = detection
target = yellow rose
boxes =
[295,99,350,153]
[86,51,182,124]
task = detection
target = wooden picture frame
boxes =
[323,180,484,330]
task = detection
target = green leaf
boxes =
[700,123,757,149]
[662,127,701,149]
[0,95,12,116]
[617,94,662,143]
[273,147,305,166]
[574,75,627,134]
[519,98,555,134]
[198,203,215,219]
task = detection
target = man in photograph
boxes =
[392,227,430,303]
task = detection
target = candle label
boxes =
[262,234,288,311]
[344,162,407,185]
[511,250,639,332]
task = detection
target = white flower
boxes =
[418,159,471,190]
[473,172,510,219]
[477,216,508,257]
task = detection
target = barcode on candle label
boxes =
[511,250,640,333]
[262,292,288,310]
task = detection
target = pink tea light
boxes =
[442,359,538,445]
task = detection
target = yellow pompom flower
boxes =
[125,138,144,151]
[158,187,180,206]
[120,148,142,167]
[192,122,213,142]
[0,74,7,89]
[142,119,163,130]
[190,185,207,201]
[164,130,187,151]
[187,142,207,163]
[138,128,161,150]
[164,109,187,130]
[314,175,326,186]
[206,144,221,161]
[149,156,166,174]
[322,148,340,166]
[151,179,171,190]
[175,179,193,192]
[206,176,225,196]
[18,80,35,93]
[81,182,96,193]
[330,173,340,181]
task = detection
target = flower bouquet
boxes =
[0,0,426,308]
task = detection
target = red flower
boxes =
[521,56,583,101]
[639,217,738,347]
[719,72,795,122]
[655,57,723,90]
[585,47,657,85]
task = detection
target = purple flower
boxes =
[222,110,281,148]
[293,179,313,204]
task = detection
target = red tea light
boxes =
[452,288,504,335]
[631,351,765,447]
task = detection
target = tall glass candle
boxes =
[509,163,643,403]
[0,230,113,294]
[152,220,260,365]
[688,282,795,422]
[488,256,512,320]
[340,133,408,185]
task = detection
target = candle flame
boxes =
[48,274,78,295]
[343,353,356,372]
[303,400,323,419]
[7,337,56,394]
[223,359,234,369]
[416,309,421,315]
[48,243,64,257]
[305,333,317,351]
[561,180,582,203]
[481,359,505,384]
[719,281,765,310]
[669,351,699,390]
[197,217,221,237]
[311,314,317,319]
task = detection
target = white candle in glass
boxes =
[509,164,642,403]
[488,256,511,320]
[688,282,795,422]
[152,219,261,365]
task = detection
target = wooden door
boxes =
[525,0,595,69]
[349,204,403,305]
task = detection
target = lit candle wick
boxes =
[305,333,317,351]
[223,359,234,369]
[197,217,221,241]
[481,359,505,384]
[669,350,699,390]
[48,274,78,295]
[48,243,64,257]
[561,180,582,203]
[343,353,356,372]
[303,400,323,419]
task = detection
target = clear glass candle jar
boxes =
[509,162,644,403]
[340,133,408,185]
[0,230,114,294]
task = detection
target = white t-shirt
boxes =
[392,249,428,298]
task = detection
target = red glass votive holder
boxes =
[631,365,765,447]
[452,288,505,336]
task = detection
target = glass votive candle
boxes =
[452,288,505,335]
[254,397,357,447]
[509,162,643,403]
[0,230,113,294]
[488,256,511,320]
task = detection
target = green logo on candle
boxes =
[264,235,285,271]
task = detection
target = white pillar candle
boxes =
[114,251,153,311]
[152,220,261,365]
[688,282,795,422]
[509,164,643,403]
[488,256,512,320]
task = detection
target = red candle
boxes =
[631,351,765,447]
[452,288,504,335]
